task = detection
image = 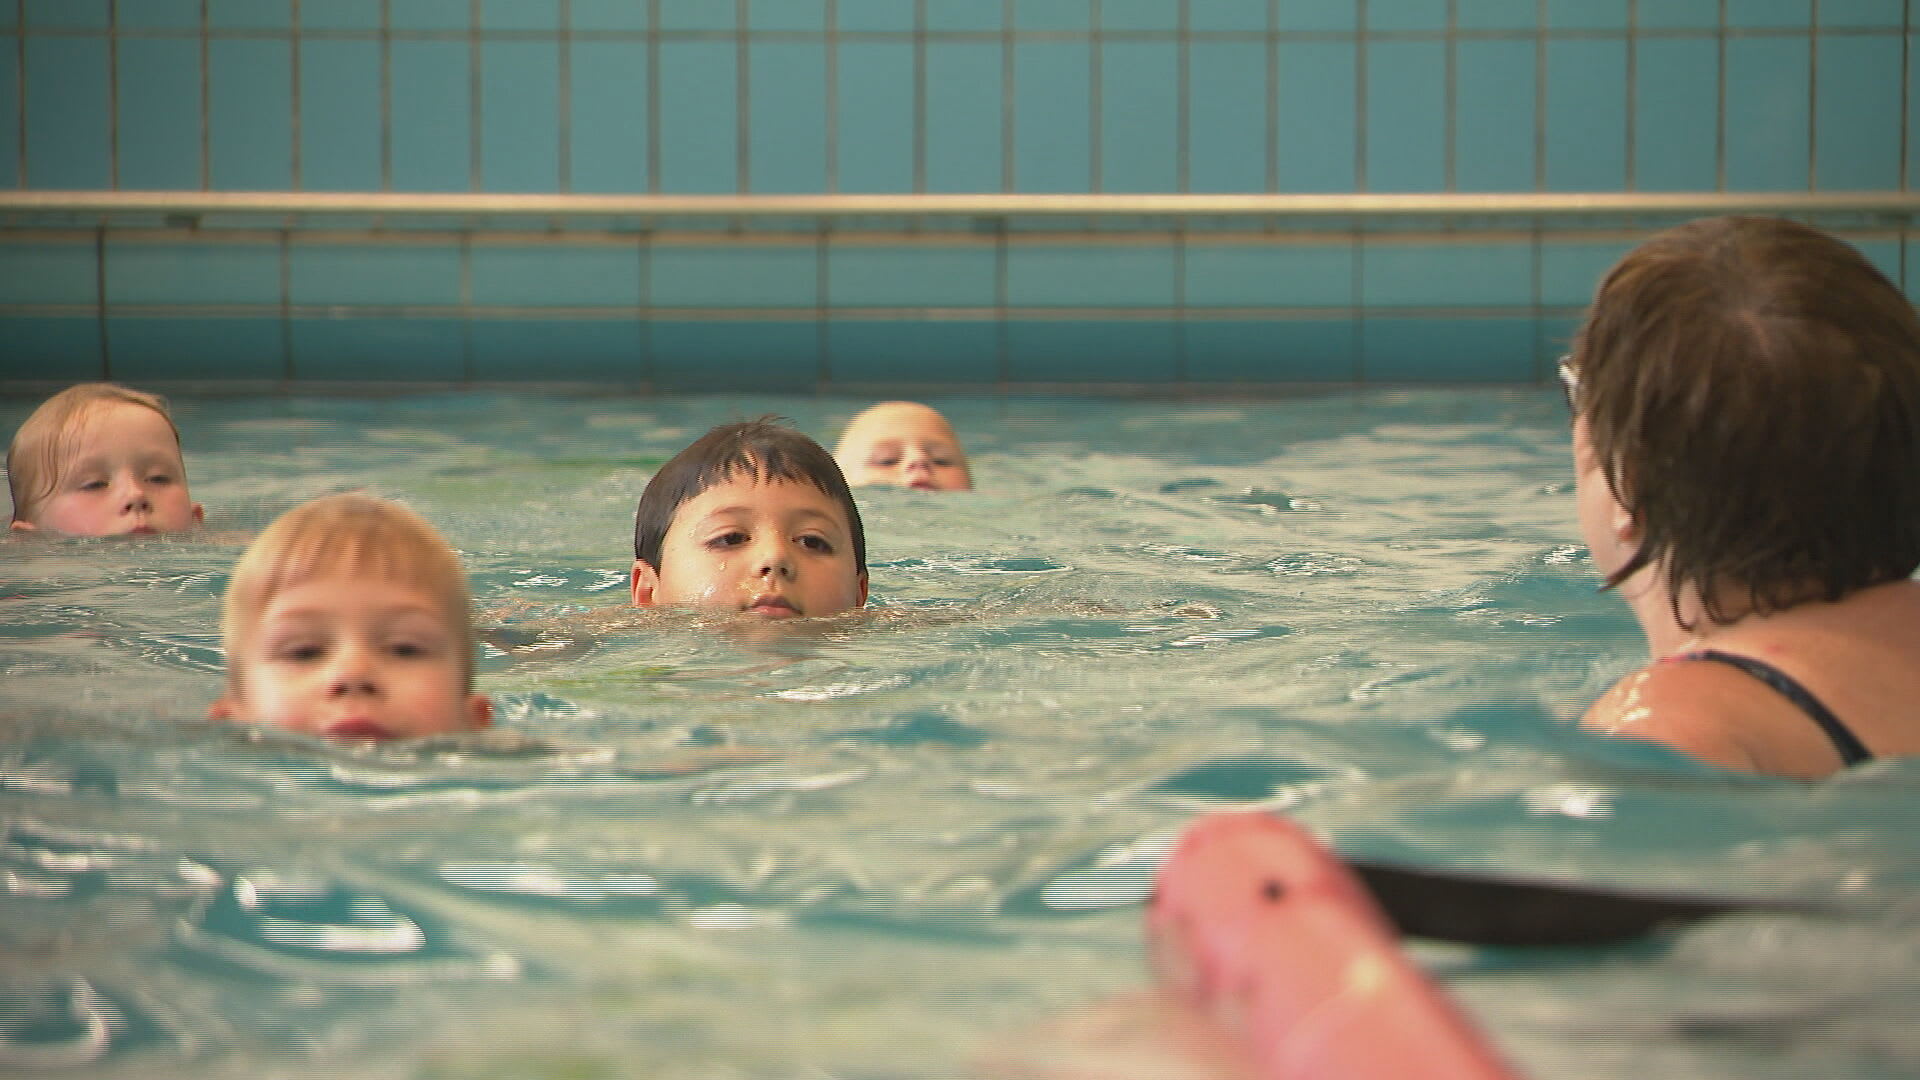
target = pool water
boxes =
[2,390,1917,1079]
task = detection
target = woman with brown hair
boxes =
[1568,215,1920,777]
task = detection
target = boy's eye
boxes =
[389,640,431,659]
[78,479,109,492]
[869,456,899,468]
[798,534,834,554]
[707,530,749,549]
[147,473,174,485]
[276,642,325,662]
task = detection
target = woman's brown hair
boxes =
[1574,215,1920,624]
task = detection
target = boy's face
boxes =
[835,404,971,491]
[631,474,868,618]
[212,575,490,741]
[14,401,204,535]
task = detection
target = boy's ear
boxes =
[466,695,492,730]
[630,559,661,607]
[192,503,205,524]
[207,696,236,721]
[10,519,35,532]
[857,571,869,608]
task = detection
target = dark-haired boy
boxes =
[630,418,868,619]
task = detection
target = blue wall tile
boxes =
[107,242,282,306]
[651,321,820,391]
[0,39,17,186]
[0,319,104,382]
[107,318,284,381]
[0,242,99,305]
[571,0,651,32]
[1907,240,1920,307]
[391,0,471,31]
[1637,0,1721,28]
[661,0,736,31]
[1544,38,1627,191]
[1361,317,1536,381]
[300,1,383,30]
[470,246,643,307]
[1820,0,1904,28]
[827,246,998,307]
[837,0,916,32]
[1183,242,1355,308]
[1913,33,1920,194]
[1100,40,1178,191]
[926,0,1002,32]
[1539,313,1581,361]
[1539,239,1633,307]
[749,42,829,193]
[211,40,295,189]
[290,318,468,381]
[1363,242,1532,308]
[1188,41,1268,193]
[301,40,383,191]
[1634,37,1718,191]
[470,319,646,382]
[1455,0,1538,31]
[1014,42,1092,193]
[1006,245,1176,307]
[1183,319,1358,382]
[210,0,290,29]
[481,41,562,192]
[1100,0,1180,31]
[1724,35,1810,190]
[392,41,474,191]
[1276,41,1357,193]
[1189,0,1269,32]
[1814,35,1901,191]
[118,38,202,190]
[1364,40,1445,192]
[1854,238,1902,290]
[481,0,560,31]
[26,37,111,189]
[1454,38,1536,191]
[570,41,649,193]
[836,42,914,191]
[122,0,203,30]
[1366,5,1446,31]
[651,245,819,308]
[925,43,1004,192]
[290,245,464,306]
[24,0,107,28]
[659,42,739,193]
[1016,0,1092,31]
[827,320,1001,384]
[1726,0,1810,28]
[1547,0,1626,30]
[1005,319,1178,383]
[1276,0,1356,32]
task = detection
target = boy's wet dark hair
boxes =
[633,417,866,574]
[1574,215,1920,624]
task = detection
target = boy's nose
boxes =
[754,545,794,579]
[114,474,152,512]
[326,646,381,697]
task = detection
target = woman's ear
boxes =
[466,695,493,730]
[856,571,869,608]
[630,559,661,607]
[10,519,36,532]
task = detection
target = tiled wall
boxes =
[1,0,1914,389]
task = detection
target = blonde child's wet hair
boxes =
[221,493,476,695]
[8,382,183,524]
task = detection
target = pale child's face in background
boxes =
[835,404,972,491]
[214,576,491,741]
[16,401,204,535]
[631,475,868,618]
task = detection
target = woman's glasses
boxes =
[1557,355,1581,416]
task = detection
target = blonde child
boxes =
[8,382,204,535]
[833,401,972,491]
[210,493,492,741]
[631,417,868,619]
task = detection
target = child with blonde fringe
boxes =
[210,493,491,742]
[9,382,204,535]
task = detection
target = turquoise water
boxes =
[2,390,1917,1079]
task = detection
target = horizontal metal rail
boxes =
[3,190,1919,220]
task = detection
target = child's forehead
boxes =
[675,470,846,521]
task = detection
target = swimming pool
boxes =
[3,390,1917,1079]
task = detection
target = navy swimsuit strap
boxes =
[1681,649,1875,767]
